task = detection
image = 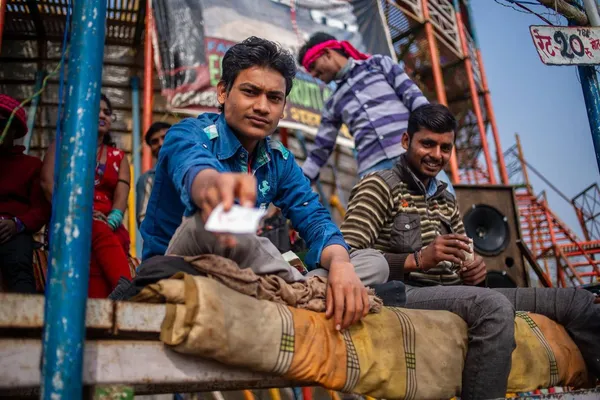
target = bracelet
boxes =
[117,179,130,186]
[107,209,124,230]
[12,217,25,233]
[414,250,422,271]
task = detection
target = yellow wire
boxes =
[127,163,136,257]
[242,390,255,400]
[268,389,282,400]
[0,48,68,145]
[327,390,341,400]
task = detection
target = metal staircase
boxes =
[503,135,600,287]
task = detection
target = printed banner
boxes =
[152,0,393,134]
[530,25,600,66]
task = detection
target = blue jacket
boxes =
[140,113,348,268]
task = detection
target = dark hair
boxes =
[407,103,457,139]
[145,121,172,145]
[99,93,116,146]
[100,93,112,114]
[219,36,297,111]
[297,32,347,66]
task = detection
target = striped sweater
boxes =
[341,155,466,286]
[301,56,429,179]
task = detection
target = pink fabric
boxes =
[301,40,370,71]
[0,94,28,138]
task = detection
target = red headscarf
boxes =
[0,94,28,139]
[301,40,370,71]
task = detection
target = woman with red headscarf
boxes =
[0,94,51,293]
[41,93,132,298]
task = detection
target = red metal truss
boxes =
[505,136,600,288]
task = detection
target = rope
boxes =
[46,0,72,282]
[0,61,63,145]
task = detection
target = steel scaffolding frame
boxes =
[504,135,600,287]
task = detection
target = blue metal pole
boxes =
[41,0,107,398]
[577,65,600,174]
[24,71,45,154]
[131,76,143,258]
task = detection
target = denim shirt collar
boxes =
[207,113,273,173]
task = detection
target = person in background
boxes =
[41,93,132,298]
[0,94,51,293]
[136,121,171,226]
[297,32,454,194]
[341,103,600,400]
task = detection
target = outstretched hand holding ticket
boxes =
[190,169,258,247]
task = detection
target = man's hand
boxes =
[326,260,370,331]
[461,255,487,285]
[191,169,257,247]
[0,219,17,244]
[420,234,472,270]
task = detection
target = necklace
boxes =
[94,144,106,186]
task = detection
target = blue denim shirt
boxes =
[140,113,348,268]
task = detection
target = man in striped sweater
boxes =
[297,32,454,194]
[341,104,600,399]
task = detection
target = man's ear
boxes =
[217,81,227,107]
[401,131,410,151]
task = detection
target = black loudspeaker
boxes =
[453,184,530,288]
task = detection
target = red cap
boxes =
[0,94,28,139]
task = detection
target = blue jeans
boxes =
[360,156,456,196]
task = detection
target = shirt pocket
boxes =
[439,215,454,236]
[389,213,422,254]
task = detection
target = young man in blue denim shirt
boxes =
[140,37,389,330]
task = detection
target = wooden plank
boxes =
[0,339,298,396]
[114,302,165,334]
[0,294,113,331]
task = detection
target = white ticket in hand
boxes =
[205,203,266,234]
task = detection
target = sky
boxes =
[469,1,599,237]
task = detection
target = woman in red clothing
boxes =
[41,94,132,298]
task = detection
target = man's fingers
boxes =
[439,251,464,265]
[460,256,483,271]
[0,231,9,243]
[461,265,483,278]
[352,287,365,325]
[446,234,472,243]
[341,287,355,330]
[236,175,257,207]
[361,288,370,318]
[441,246,466,261]
[201,186,221,222]
[326,286,334,319]
[333,285,345,331]
[442,237,471,252]
[218,175,236,211]
[465,268,487,285]
[473,271,487,285]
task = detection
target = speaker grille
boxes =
[463,204,510,256]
